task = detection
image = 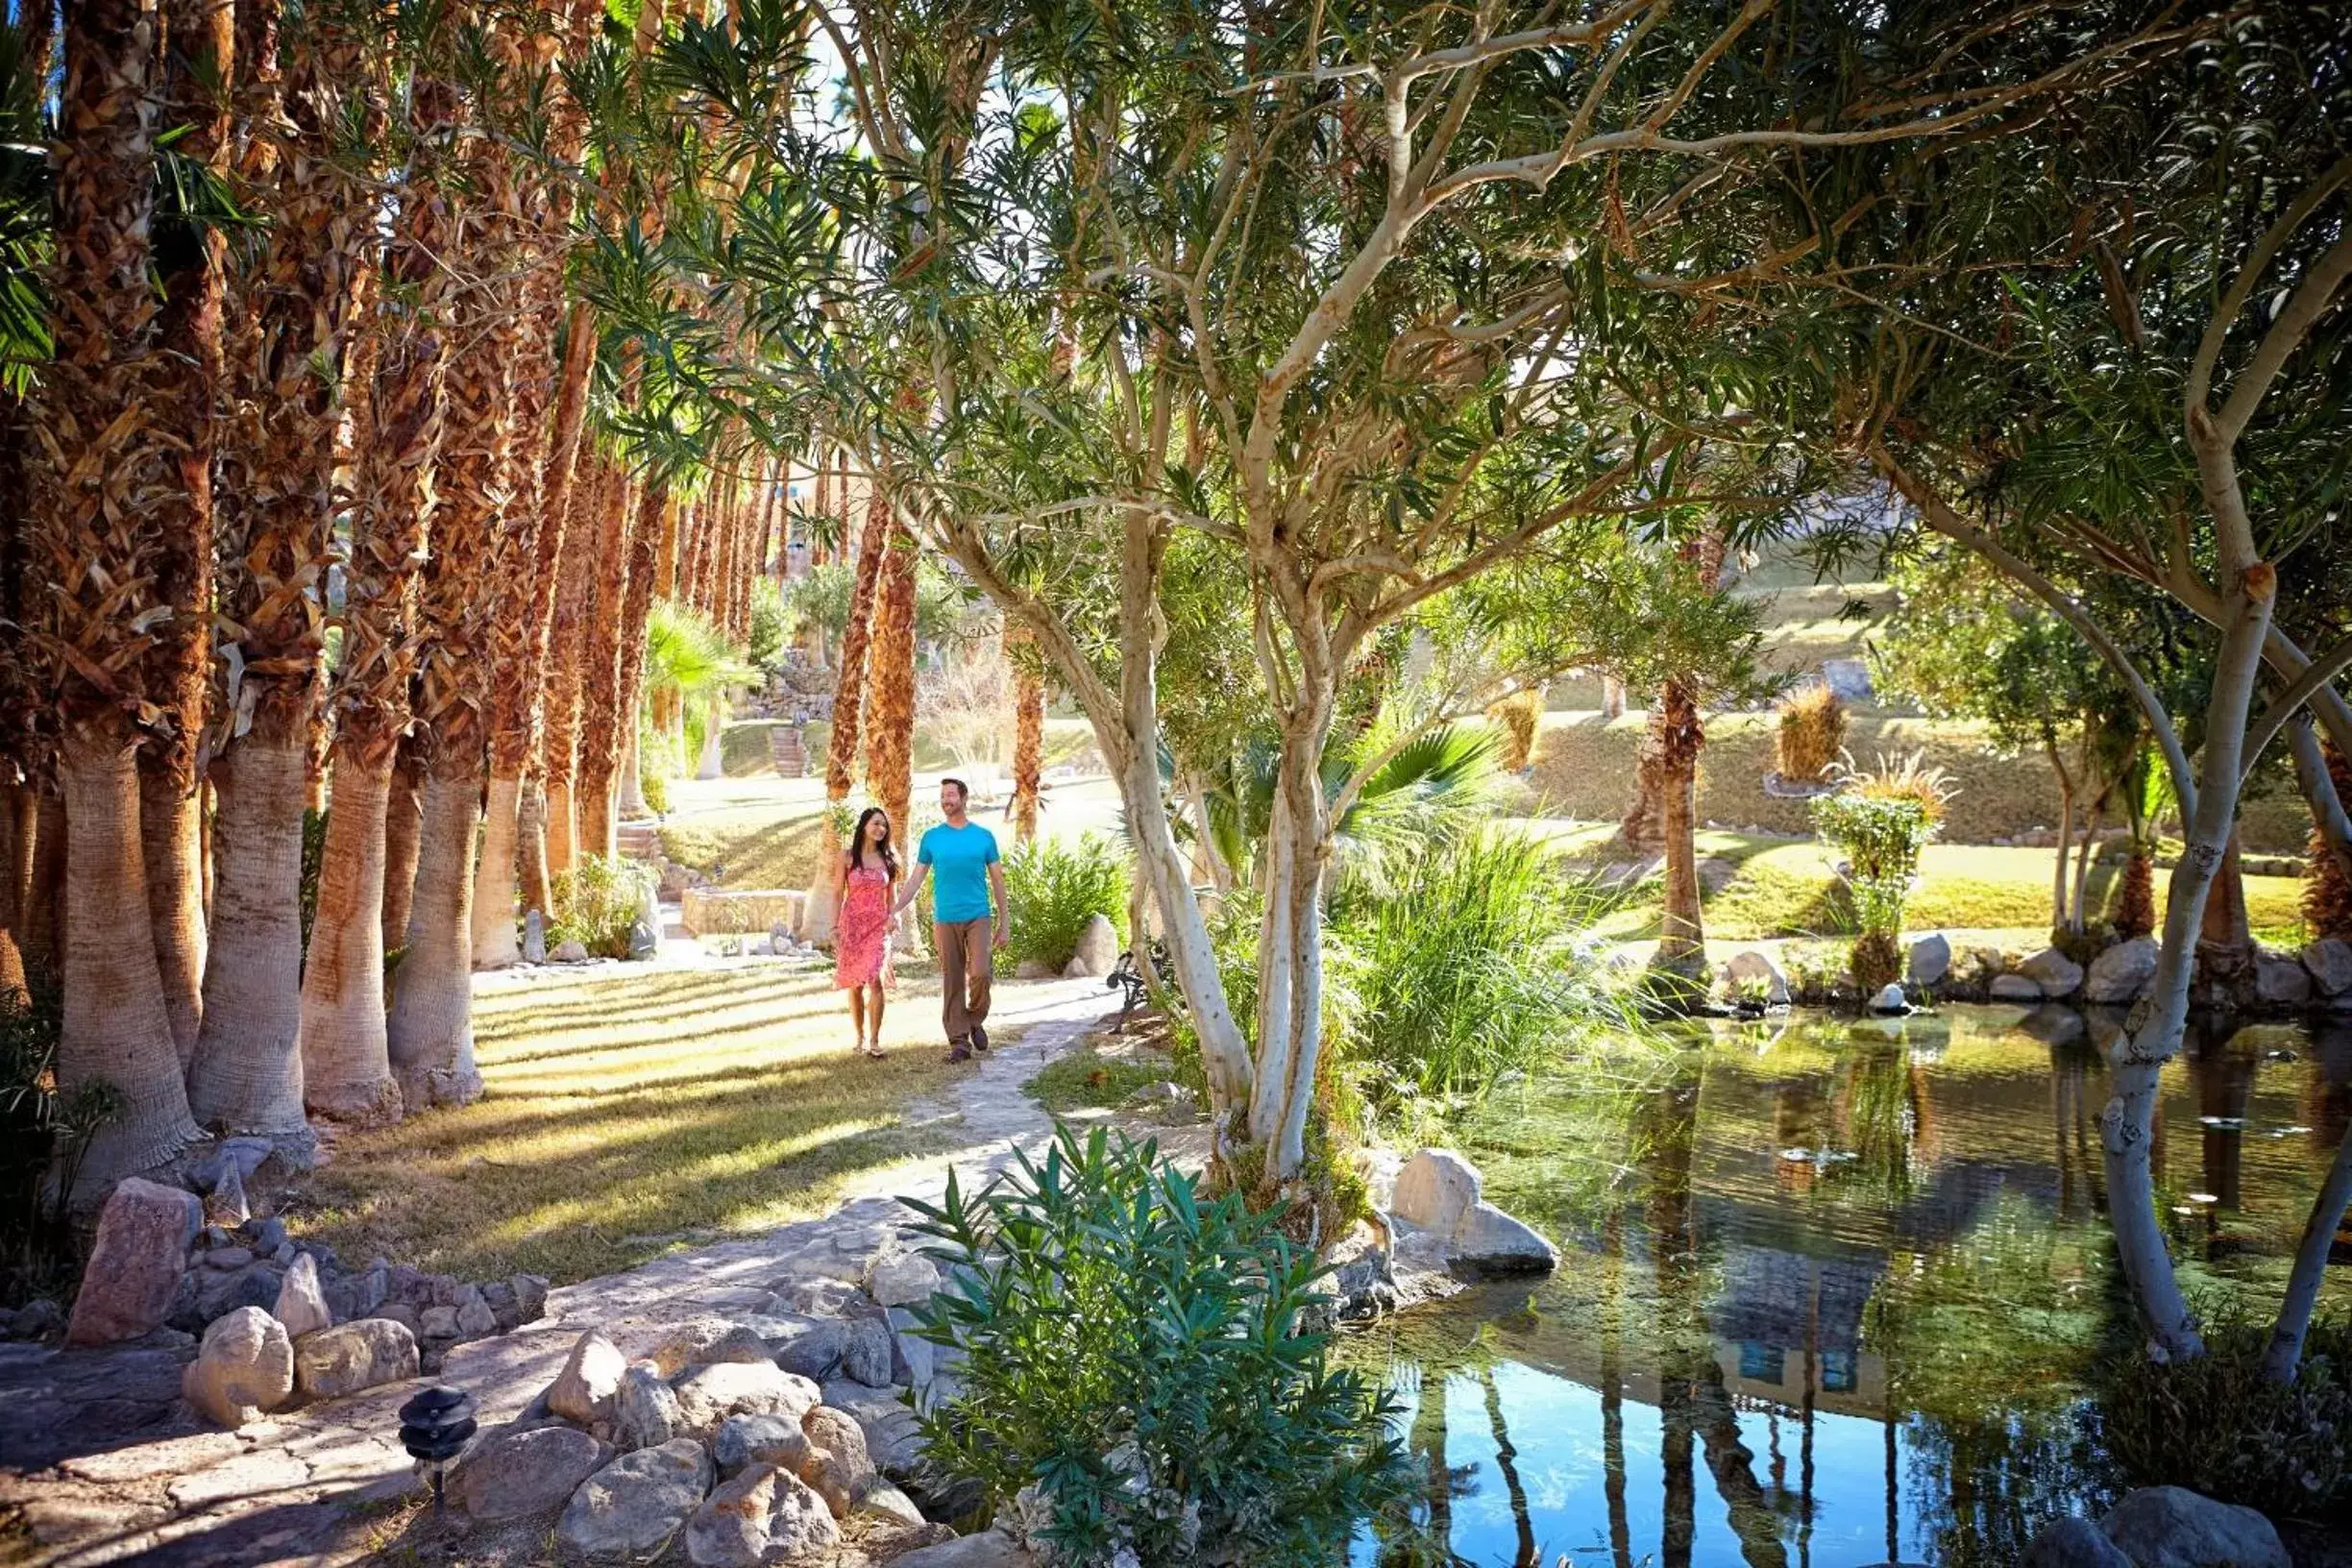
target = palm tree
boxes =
[541,447,614,880]
[570,458,639,860]
[1007,622,1043,844]
[581,478,667,843]
[32,0,204,1189]
[864,521,920,863]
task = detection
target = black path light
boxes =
[398,1385,478,1513]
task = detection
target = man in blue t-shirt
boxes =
[892,777,1010,1061]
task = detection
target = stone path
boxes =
[0,981,1170,1568]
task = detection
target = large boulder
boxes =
[821,1379,923,1477]
[653,1317,774,1376]
[838,1314,895,1388]
[1906,933,1952,988]
[559,1438,715,1561]
[766,1314,847,1381]
[1991,972,2044,1002]
[294,1317,420,1399]
[1390,1150,1482,1235]
[2018,947,2084,997]
[714,1411,808,1478]
[456,1424,609,1522]
[2099,1486,2288,1568]
[684,1462,840,1567]
[2303,937,2352,997]
[1448,1203,1559,1279]
[1068,914,1120,979]
[181,1307,294,1428]
[2254,955,2313,1009]
[2023,1516,2132,1568]
[549,1329,630,1425]
[672,1360,821,1438]
[65,1178,203,1346]
[2085,937,2160,1004]
[614,1360,686,1452]
[273,1252,332,1341]
[798,1405,877,1518]
[891,1531,1037,1568]
[1724,948,1791,1006]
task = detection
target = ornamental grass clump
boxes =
[548,854,655,959]
[1484,688,1542,772]
[900,1127,1409,1566]
[1774,684,1848,785]
[1001,833,1128,971]
[1812,753,1948,992]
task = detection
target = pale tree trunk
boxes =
[382,737,424,951]
[472,775,523,968]
[186,728,313,1159]
[57,724,206,1191]
[1600,674,1625,720]
[2266,1117,2352,1381]
[2048,749,2076,934]
[619,723,648,818]
[1248,723,1335,1180]
[297,745,400,1122]
[544,776,575,885]
[2071,792,2108,935]
[696,696,726,781]
[387,768,482,1107]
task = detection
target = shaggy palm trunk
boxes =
[2196,828,2254,994]
[58,726,206,1189]
[1009,625,1043,844]
[2305,742,2352,940]
[26,791,62,979]
[386,768,481,1107]
[533,306,602,890]
[1649,680,1707,986]
[186,727,312,1155]
[821,488,894,805]
[864,523,919,850]
[34,0,205,1191]
[0,778,24,1000]
[571,466,637,861]
[600,481,668,831]
[297,746,399,1121]
[382,739,424,951]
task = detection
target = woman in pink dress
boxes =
[832,807,899,1057]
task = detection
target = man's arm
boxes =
[892,862,931,919]
[988,860,1010,949]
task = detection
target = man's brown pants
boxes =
[934,918,993,1043]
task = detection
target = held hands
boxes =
[992,917,1010,952]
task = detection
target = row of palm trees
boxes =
[0,1,833,1195]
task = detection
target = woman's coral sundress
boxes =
[833,859,895,991]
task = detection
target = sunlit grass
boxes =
[290,966,1013,1285]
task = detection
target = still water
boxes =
[1345,1005,2352,1567]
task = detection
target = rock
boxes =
[553,938,591,963]
[1991,972,2044,1001]
[455,1288,499,1337]
[2304,937,2352,997]
[65,1178,203,1346]
[1014,959,1057,980]
[799,1405,877,1517]
[821,1380,923,1476]
[510,1272,550,1322]
[523,908,549,965]
[861,1482,927,1529]
[274,1252,332,1340]
[866,1251,942,1308]
[1907,933,1952,988]
[685,1462,840,1567]
[1868,982,1908,1015]
[615,1360,685,1451]
[420,1305,459,1339]
[767,1314,846,1380]
[293,1316,420,1398]
[627,918,659,961]
[892,1531,1036,1568]
[9,1297,63,1340]
[550,1329,630,1424]
[714,1411,808,1477]
[204,1162,251,1228]
[2099,1486,2288,1568]
[187,1136,274,1193]
[203,1245,256,1270]
[456,1423,609,1521]
[772,1276,865,1316]
[1069,914,1119,978]
[559,1437,715,1560]
[653,1316,776,1376]
[1447,1202,1559,1279]
[889,1308,934,1389]
[245,1214,288,1254]
[1820,656,1874,701]
[839,1314,895,1387]
[181,1307,294,1427]
[377,1301,422,1335]
[1724,948,1791,1006]
[1390,1149,1483,1236]
[2085,937,2160,1004]
[2254,955,2313,1008]
[2023,1516,2133,1568]
[672,1360,821,1438]
[2018,947,2085,996]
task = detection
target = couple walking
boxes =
[830,776,1007,1063]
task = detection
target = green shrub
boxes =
[549,854,655,959]
[1003,834,1127,970]
[1,977,118,1301]
[1022,1046,1168,1113]
[1812,755,1947,990]
[2097,1314,2352,1521]
[901,1127,1409,1565]
[747,578,789,674]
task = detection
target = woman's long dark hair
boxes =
[847,807,898,880]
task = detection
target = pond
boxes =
[1344,1005,2352,1567]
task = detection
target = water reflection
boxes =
[1349,1006,2351,1567]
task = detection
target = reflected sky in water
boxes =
[1345,1006,2352,1568]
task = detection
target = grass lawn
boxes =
[660,805,831,891]
[1541,825,2311,948]
[287,965,1006,1286]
